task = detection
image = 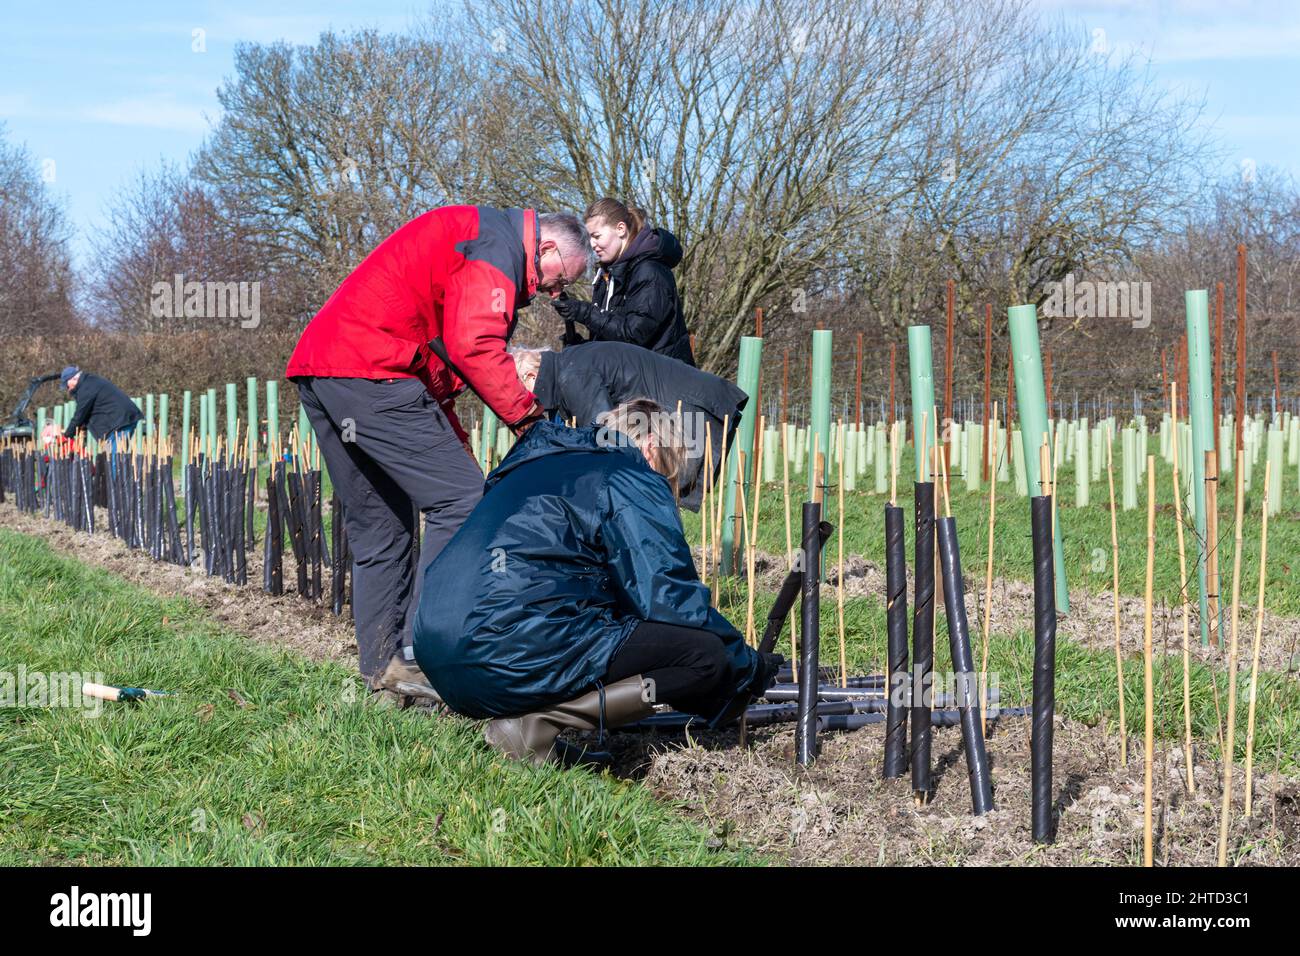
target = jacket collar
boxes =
[533,350,558,412]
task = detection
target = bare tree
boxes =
[469,0,971,370]
[194,27,525,314]
[0,124,81,335]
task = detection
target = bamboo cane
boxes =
[1217,450,1246,867]
[980,402,999,735]
[713,414,730,571]
[702,422,712,591]
[887,419,898,506]
[737,450,751,640]
[1105,434,1127,765]
[1143,458,1156,867]
[744,421,766,647]
[1170,382,1195,792]
[781,420,797,677]
[1244,460,1271,816]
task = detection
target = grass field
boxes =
[0,529,752,866]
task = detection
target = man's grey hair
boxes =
[509,346,551,383]
[539,212,592,273]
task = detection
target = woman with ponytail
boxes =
[554,198,696,366]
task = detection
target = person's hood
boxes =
[484,419,643,491]
[620,226,682,270]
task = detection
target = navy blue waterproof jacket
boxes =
[412,420,757,718]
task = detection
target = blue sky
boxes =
[1,0,1297,268]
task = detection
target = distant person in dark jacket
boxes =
[553,198,695,366]
[61,367,142,447]
[413,400,781,766]
[511,342,746,511]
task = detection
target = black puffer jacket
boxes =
[561,227,695,366]
[533,342,746,511]
[63,373,143,441]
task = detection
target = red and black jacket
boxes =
[286,206,542,435]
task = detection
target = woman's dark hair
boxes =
[583,198,646,238]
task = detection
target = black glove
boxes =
[552,293,578,320]
[561,320,587,347]
[751,652,786,697]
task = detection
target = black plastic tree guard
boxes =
[795,501,822,767]
[883,502,909,778]
[936,515,995,815]
[1030,494,1057,843]
[910,482,935,800]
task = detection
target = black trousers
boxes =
[296,377,484,684]
[603,621,736,717]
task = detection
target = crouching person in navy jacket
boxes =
[413,399,782,766]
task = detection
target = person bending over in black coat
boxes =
[553,198,695,366]
[512,341,746,511]
[61,366,142,448]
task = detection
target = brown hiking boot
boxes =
[374,656,449,713]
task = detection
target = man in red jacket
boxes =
[287,206,589,697]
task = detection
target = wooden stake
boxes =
[1235,244,1246,453]
[1244,460,1271,816]
[1217,450,1246,868]
[1143,457,1156,868]
[1170,383,1195,792]
[982,303,993,482]
[1105,435,1127,766]
[1214,281,1224,459]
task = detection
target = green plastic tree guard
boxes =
[1075,420,1090,507]
[198,393,208,459]
[724,335,763,575]
[1185,289,1216,644]
[807,331,832,501]
[205,388,217,456]
[1008,303,1068,612]
[1266,427,1283,516]
[266,380,280,453]
[874,426,888,493]
[1012,429,1027,495]
[478,406,498,472]
[181,389,192,492]
[1122,427,1137,511]
[907,326,937,484]
[247,377,259,460]
[159,393,169,442]
[225,382,238,454]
